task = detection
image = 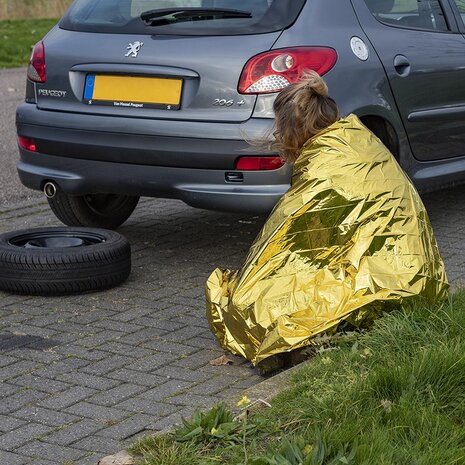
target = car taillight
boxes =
[27,41,46,83]
[18,136,37,152]
[236,156,284,171]
[238,47,337,95]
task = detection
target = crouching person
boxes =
[206,71,448,368]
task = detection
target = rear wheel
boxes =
[48,192,139,229]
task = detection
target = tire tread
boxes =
[0,227,131,296]
[48,193,139,229]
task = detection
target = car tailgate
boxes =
[35,26,282,123]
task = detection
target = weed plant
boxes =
[131,291,465,465]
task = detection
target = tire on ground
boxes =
[48,192,139,229]
[0,227,131,295]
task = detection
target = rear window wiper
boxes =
[140,8,252,26]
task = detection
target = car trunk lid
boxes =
[35,27,284,122]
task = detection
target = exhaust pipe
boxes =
[43,182,58,199]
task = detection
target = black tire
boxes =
[0,227,131,296]
[48,192,139,229]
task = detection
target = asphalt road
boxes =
[0,68,42,207]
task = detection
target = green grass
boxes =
[131,290,465,465]
[0,19,58,68]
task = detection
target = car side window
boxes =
[364,0,449,31]
[450,0,465,27]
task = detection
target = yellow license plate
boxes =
[84,74,182,110]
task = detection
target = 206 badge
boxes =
[125,41,144,58]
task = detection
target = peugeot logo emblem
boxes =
[125,41,144,58]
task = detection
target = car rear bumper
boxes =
[16,102,276,170]
[17,151,289,213]
[16,103,290,213]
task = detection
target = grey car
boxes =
[16,0,465,229]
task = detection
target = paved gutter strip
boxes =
[101,362,324,464]
[0,186,464,464]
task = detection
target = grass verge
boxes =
[0,19,57,68]
[131,290,465,465]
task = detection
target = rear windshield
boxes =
[60,0,306,35]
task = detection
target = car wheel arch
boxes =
[359,115,400,160]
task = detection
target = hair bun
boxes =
[302,70,328,97]
[269,68,340,163]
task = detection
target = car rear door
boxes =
[352,0,465,162]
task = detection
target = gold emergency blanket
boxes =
[206,115,448,365]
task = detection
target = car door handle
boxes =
[394,55,410,77]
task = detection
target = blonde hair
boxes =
[270,70,340,163]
